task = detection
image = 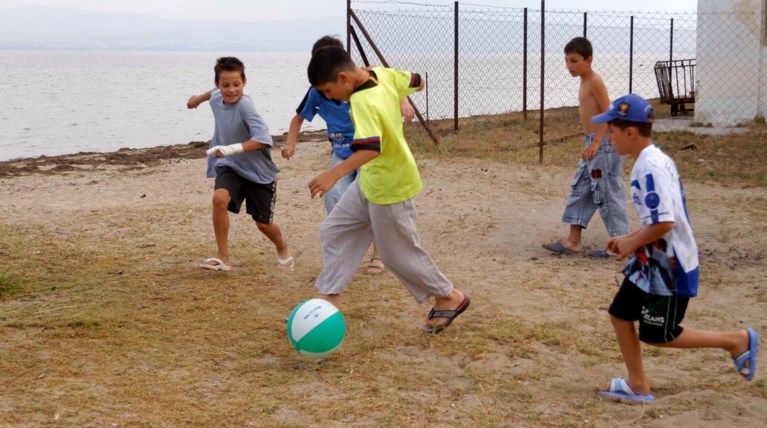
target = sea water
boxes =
[0,51,318,161]
[0,50,676,161]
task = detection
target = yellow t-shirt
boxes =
[349,67,422,205]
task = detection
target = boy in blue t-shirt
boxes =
[282,36,414,275]
[591,94,758,404]
[187,57,293,271]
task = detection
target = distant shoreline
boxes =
[0,130,328,177]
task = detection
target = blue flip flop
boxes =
[542,241,580,256]
[597,377,655,404]
[733,327,758,382]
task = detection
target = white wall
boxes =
[696,0,764,125]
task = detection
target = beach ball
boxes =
[287,298,346,359]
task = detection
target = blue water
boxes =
[0,51,321,161]
[0,50,682,161]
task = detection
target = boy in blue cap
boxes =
[592,93,758,403]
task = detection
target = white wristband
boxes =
[206,143,244,157]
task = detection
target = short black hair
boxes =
[214,57,245,84]
[307,46,355,86]
[564,37,593,59]
[609,118,654,138]
[311,35,344,55]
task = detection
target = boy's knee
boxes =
[255,222,272,233]
[211,193,229,209]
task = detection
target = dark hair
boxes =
[311,35,344,55]
[609,118,654,137]
[564,37,593,59]
[307,46,355,86]
[214,57,245,84]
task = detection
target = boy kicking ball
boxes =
[591,94,758,403]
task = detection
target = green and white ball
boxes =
[287,298,346,359]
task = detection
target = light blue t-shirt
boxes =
[206,88,279,184]
[296,87,355,159]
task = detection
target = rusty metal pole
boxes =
[523,7,528,121]
[539,0,545,164]
[454,1,459,132]
[346,0,351,52]
[629,16,634,93]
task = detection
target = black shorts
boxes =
[608,277,689,344]
[214,166,276,224]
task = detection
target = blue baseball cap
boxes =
[592,93,653,124]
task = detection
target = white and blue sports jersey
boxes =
[629,144,699,297]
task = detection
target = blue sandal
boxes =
[597,377,655,404]
[733,327,758,382]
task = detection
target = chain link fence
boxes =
[348,1,755,148]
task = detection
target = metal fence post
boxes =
[629,16,634,94]
[523,7,528,121]
[426,72,430,121]
[346,0,351,52]
[454,1,459,132]
[583,12,587,38]
[539,0,545,165]
[670,18,674,63]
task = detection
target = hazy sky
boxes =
[0,0,697,22]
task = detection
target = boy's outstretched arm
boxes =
[207,140,270,158]
[282,114,304,159]
[607,222,674,259]
[187,90,212,109]
[308,150,379,198]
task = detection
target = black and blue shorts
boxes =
[608,277,689,344]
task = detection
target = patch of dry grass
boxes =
[1,106,766,425]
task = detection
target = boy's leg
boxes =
[364,240,385,275]
[369,199,453,303]
[255,222,290,260]
[204,166,243,268]
[598,279,651,395]
[591,139,629,238]
[607,315,651,395]
[551,147,598,252]
[369,198,467,330]
[243,180,292,265]
[323,152,355,215]
[211,188,233,265]
[653,327,753,365]
[315,180,376,300]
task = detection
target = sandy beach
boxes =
[0,138,765,426]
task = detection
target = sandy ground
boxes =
[0,139,765,426]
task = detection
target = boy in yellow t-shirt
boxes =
[306,46,469,333]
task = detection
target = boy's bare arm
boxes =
[282,114,304,159]
[187,90,212,109]
[308,149,379,198]
[583,76,611,161]
[206,139,270,158]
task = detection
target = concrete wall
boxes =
[696,0,764,125]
